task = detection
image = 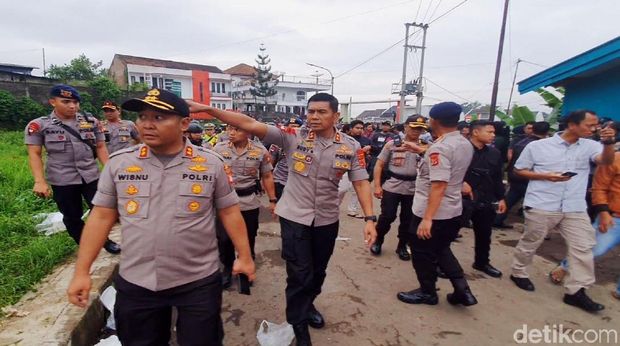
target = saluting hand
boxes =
[33,181,51,198]
[417,219,433,240]
[67,274,91,308]
[364,221,377,249]
[232,257,257,282]
[185,99,210,113]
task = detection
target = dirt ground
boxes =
[221,195,620,345]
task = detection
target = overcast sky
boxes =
[1,0,618,116]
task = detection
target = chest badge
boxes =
[191,183,203,194]
[126,200,139,214]
[191,156,207,163]
[126,165,143,173]
[294,161,306,172]
[188,201,200,212]
[126,185,138,195]
[188,164,208,172]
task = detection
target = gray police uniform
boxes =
[375,140,420,246]
[269,144,289,200]
[102,119,139,154]
[212,140,272,265]
[24,111,104,244]
[262,125,368,326]
[93,142,238,291]
[409,130,474,294]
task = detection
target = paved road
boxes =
[222,195,620,345]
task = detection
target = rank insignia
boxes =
[79,121,93,129]
[27,122,40,135]
[184,146,194,158]
[188,201,200,212]
[189,164,208,172]
[335,132,341,142]
[126,200,139,214]
[356,149,366,168]
[126,165,143,173]
[294,161,306,172]
[430,153,440,166]
[224,165,234,184]
[191,183,203,194]
[126,185,138,195]
[139,146,149,158]
[191,156,207,163]
[307,131,316,140]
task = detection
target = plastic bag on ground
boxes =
[100,286,117,330]
[256,320,295,346]
[34,212,65,236]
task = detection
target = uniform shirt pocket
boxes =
[175,180,214,218]
[117,182,150,218]
[44,135,67,153]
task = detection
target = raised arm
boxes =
[186,100,268,139]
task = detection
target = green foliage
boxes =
[0,91,47,130]
[129,82,150,92]
[47,54,104,82]
[250,44,279,111]
[0,131,76,309]
[536,87,564,126]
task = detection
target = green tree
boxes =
[250,44,278,113]
[87,76,122,106]
[129,82,150,92]
[0,91,47,130]
[47,54,104,82]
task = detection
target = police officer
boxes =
[369,120,394,181]
[67,88,256,345]
[25,85,120,254]
[270,117,303,200]
[101,100,139,154]
[203,122,219,146]
[397,102,478,307]
[371,115,428,260]
[186,93,377,346]
[185,121,208,147]
[213,125,276,288]
[461,120,506,278]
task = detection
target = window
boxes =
[296,91,306,101]
[282,93,286,100]
[130,76,136,84]
[152,78,158,88]
[216,83,221,94]
[139,76,145,83]
[222,83,226,94]
[211,82,216,92]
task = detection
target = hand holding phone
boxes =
[561,172,577,177]
[238,274,251,295]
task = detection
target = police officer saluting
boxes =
[25,85,120,254]
[371,115,428,260]
[213,125,276,288]
[101,100,139,154]
[397,102,477,307]
[186,93,377,346]
[67,88,256,345]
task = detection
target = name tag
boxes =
[378,137,385,142]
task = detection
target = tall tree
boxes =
[47,54,104,82]
[250,44,279,113]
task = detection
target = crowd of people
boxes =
[23,84,620,345]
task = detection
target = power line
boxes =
[424,77,472,102]
[336,0,469,79]
[428,0,444,22]
[421,0,435,23]
[413,0,424,23]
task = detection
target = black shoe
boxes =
[307,305,325,329]
[447,288,478,306]
[397,288,438,305]
[221,270,232,289]
[563,288,605,312]
[395,245,410,261]
[437,267,448,279]
[510,275,535,291]
[293,323,312,346]
[472,263,502,278]
[493,223,514,229]
[370,242,382,255]
[103,239,121,254]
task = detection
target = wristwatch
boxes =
[363,215,377,222]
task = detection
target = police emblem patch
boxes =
[126,200,139,214]
[191,183,202,194]
[294,161,305,172]
[27,122,40,135]
[126,185,138,195]
[430,153,440,166]
[188,201,200,212]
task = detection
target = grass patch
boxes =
[0,131,76,311]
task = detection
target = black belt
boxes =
[387,170,417,181]
[235,186,257,197]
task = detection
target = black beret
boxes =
[429,102,462,120]
[50,84,81,102]
[122,88,190,117]
[187,122,204,133]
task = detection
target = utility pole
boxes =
[506,58,522,116]
[489,0,510,121]
[397,22,428,123]
[42,48,46,77]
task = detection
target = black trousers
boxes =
[114,273,223,346]
[50,180,98,245]
[466,201,496,266]
[275,182,285,201]
[280,217,338,326]
[216,208,260,270]
[376,190,413,244]
[494,182,527,225]
[408,215,464,294]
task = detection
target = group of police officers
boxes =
[24,84,544,345]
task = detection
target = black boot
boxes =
[293,323,312,346]
[447,278,478,306]
[563,288,605,312]
[397,288,438,305]
[395,240,410,261]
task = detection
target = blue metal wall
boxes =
[562,65,620,119]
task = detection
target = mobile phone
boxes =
[238,274,251,295]
[561,172,577,177]
[393,136,403,147]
